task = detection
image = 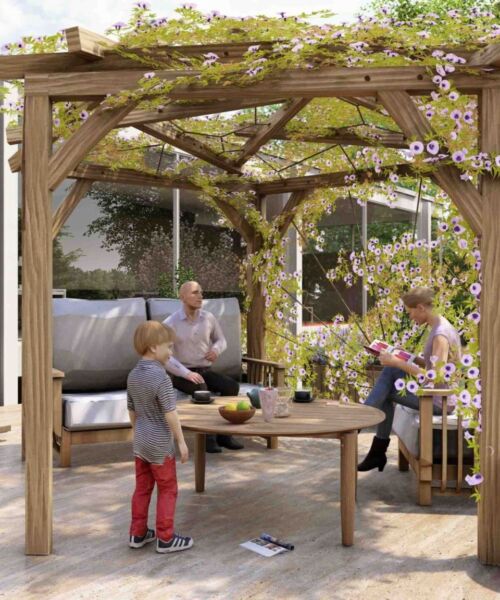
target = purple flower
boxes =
[472,394,481,408]
[410,141,424,155]
[438,222,448,232]
[135,1,150,8]
[465,473,484,486]
[467,311,481,325]
[406,380,418,394]
[452,150,466,163]
[459,390,471,405]
[468,367,479,379]
[469,283,481,296]
[426,369,436,380]
[461,354,473,367]
[79,110,89,120]
[143,71,156,80]
[439,80,451,91]
[425,109,434,118]
[448,91,459,101]
[475,379,481,391]
[450,109,462,120]
[113,22,127,30]
[495,155,500,168]
[395,378,405,391]
[426,140,439,155]
[463,111,474,124]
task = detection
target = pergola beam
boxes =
[255,164,413,194]
[136,123,242,175]
[48,102,137,190]
[377,91,482,236]
[52,179,93,239]
[64,26,114,60]
[23,66,500,100]
[469,43,500,67]
[232,98,309,167]
[6,99,286,146]
[1,40,494,81]
[69,163,206,191]
[235,125,407,149]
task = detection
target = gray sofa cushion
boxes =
[53,298,147,392]
[147,297,242,380]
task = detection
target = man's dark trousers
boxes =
[171,369,241,451]
[171,368,239,397]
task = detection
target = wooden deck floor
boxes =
[0,405,499,599]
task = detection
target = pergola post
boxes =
[22,93,53,555]
[478,88,500,566]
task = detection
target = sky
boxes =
[0,0,367,45]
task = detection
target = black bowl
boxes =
[293,389,313,403]
[191,390,213,404]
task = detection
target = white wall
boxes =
[1,109,19,405]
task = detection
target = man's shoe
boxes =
[216,435,244,450]
[156,533,193,554]
[206,435,222,453]
[129,528,156,548]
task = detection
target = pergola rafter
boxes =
[2,26,499,567]
[377,91,482,235]
[136,122,242,174]
[232,98,310,167]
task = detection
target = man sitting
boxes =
[164,281,243,453]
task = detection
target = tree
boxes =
[365,0,499,19]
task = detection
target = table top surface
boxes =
[178,397,384,437]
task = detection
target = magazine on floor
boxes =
[364,339,416,364]
[240,536,291,557]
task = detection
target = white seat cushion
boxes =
[63,385,254,431]
[392,404,470,460]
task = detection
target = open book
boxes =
[364,339,416,364]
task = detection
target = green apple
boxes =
[237,400,251,411]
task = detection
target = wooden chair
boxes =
[396,389,471,506]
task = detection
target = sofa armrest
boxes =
[243,356,286,387]
[52,368,65,437]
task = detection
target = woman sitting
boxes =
[358,287,461,472]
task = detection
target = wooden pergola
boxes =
[1,27,499,565]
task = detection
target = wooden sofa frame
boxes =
[397,389,471,506]
[49,356,285,467]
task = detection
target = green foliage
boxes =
[157,265,197,298]
[366,0,500,20]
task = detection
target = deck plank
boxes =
[0,406,497,599]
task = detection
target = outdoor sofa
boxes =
[50,297,285,467]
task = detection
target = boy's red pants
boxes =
[130,455,178,542]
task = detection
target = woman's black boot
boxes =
[357,436,390,472]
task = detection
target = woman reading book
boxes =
[358,287,461,472]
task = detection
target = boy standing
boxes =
[127,321,193,554]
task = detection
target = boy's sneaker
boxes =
[156,533,193,554]
[129,528,156,549]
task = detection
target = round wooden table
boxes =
[179,398,384,546]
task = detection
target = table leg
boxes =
[194,433,206,493]
[340,431,357,547]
